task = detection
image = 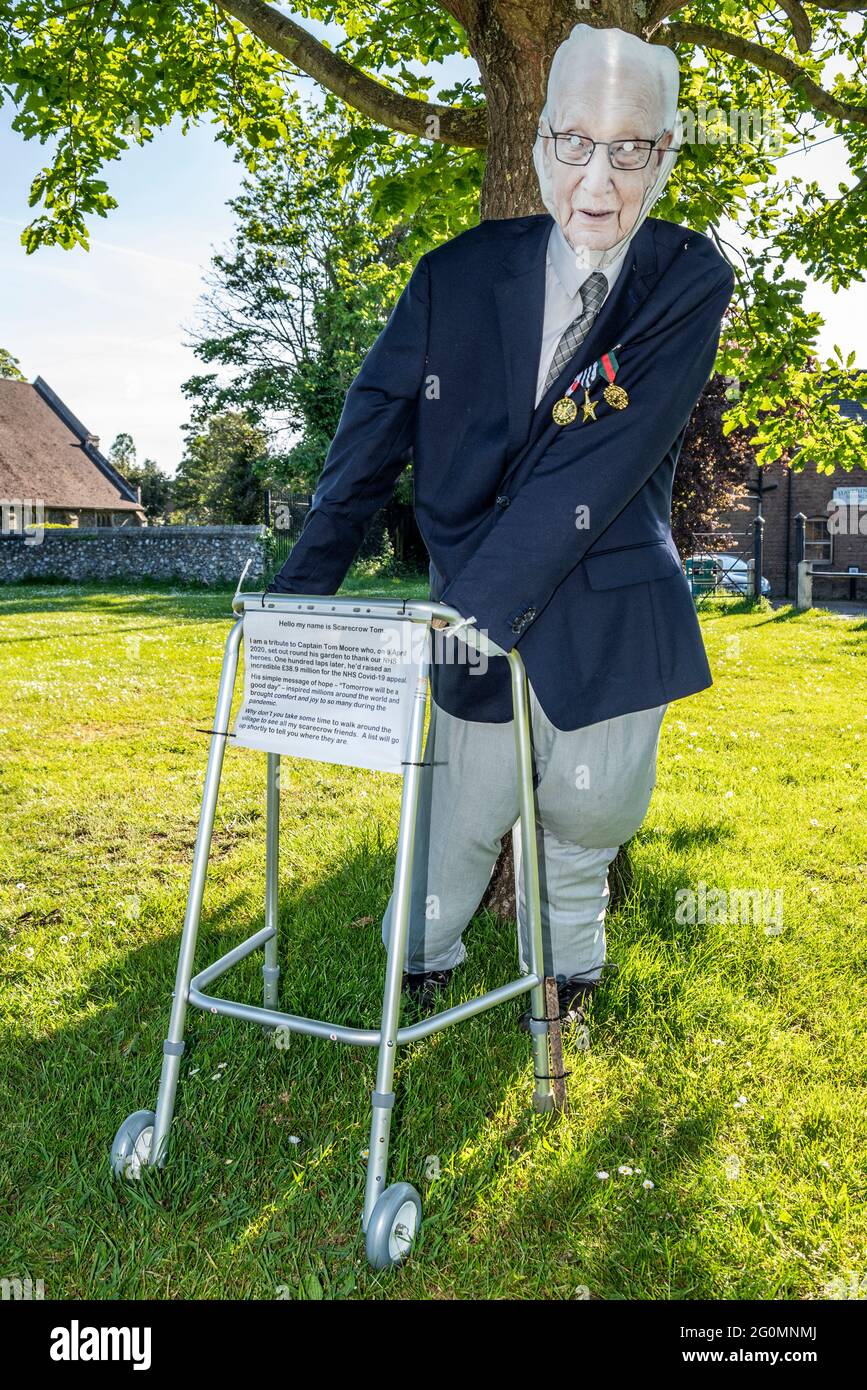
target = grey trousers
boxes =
[381,681,668,982]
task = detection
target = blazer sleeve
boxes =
[268,254,431,595]
[439,259,735,652]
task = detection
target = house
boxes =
[713,396,867,601]
[0,376,146,527]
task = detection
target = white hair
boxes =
[546,24,679,133]
[533,24,684,270]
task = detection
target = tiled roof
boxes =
[0,377,144,512]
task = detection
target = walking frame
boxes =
[111,590,561,1269]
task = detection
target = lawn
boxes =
[0,575,865,1300]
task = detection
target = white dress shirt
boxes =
[535,222,629,408]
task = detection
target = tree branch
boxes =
[215,0,487,147]
[645,0,689,29]
[659,21,867,125]
[433,0,479,30]
[777,0,812,52]
[646,0,865,34]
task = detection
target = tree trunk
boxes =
[479,825,633,922]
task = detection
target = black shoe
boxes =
[401,968,453,1015]
[518,974,600,1035]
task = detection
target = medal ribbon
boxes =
[600,348,620,384]
[561,343,622,400]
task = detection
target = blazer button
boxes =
[511,605,536,635]
[495,495,511,509]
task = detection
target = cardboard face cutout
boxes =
[533,24,683,271]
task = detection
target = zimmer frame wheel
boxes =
[110,1109,157,1180]
[365,1183,422,1269]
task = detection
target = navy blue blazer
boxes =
[268,212,735,730]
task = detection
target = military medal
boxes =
[552,342,626,425]
[553,364,592,425]
[600,349,629,410]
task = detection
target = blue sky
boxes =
[0,112,245,475]
[1,36,864,476]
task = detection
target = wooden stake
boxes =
[544,976,569,1112]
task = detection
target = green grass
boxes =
[0,576,865,1300]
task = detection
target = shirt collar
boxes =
[547,219,629,299]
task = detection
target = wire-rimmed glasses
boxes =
[539,128,672,170]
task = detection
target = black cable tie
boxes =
[400,759,433,767]
[534,1070,572,1081]
[530,1013,568,1024]
[194,728,235,737]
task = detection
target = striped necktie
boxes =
[542,269,608,395]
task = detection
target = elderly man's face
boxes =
[543,70,671,251]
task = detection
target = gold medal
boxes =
[552,396,577,425]
[603,383,629,410]
[581,389,598,422]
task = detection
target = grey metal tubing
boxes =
[236,590,551,1113]
[362,651,430,1227]
[507,648,552,1110]
[186,986,385,1045]
[189,924,276,992]
[393,973,541,1043]
[158,590,551,1196]
[235,592,509,661]
[263,753,281,1010]
[188,969,541,1047]
[150,614,245,1165]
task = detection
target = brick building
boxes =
[714,396,867,601]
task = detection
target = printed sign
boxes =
[232,609,427,773]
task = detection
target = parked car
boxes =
[685,552,772,597]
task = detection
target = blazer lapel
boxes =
[497,220,661,497]
[493,217,551,458]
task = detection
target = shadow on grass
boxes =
[0,574,433,625]
[748,603,867,632]
[694,595,769,618]
[450,1075,737,1299]
[2,802,729,1299]
[664,821,737,852]
[0,586,233,621]
[752,605,840,628]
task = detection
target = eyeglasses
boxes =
[539,128,670,171]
